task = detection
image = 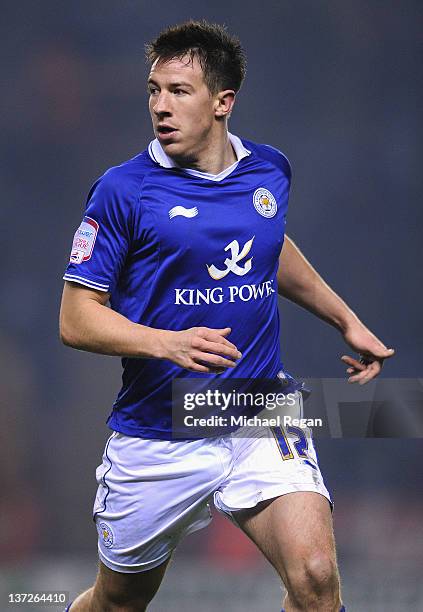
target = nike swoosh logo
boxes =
[169,206,198,219]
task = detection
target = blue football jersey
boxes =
[64,134,293,439]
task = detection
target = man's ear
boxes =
[214,90,236,118]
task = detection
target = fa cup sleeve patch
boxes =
[69,216,99,264]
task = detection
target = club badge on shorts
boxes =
[253,188,277,218]
[98,522,114,548]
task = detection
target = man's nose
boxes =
[153,92,171,116]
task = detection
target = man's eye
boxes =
[174,89,186,95]
[148,88,159,95]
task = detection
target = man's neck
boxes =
[171,131,238,175]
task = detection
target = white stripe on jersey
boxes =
[63,274,109,292]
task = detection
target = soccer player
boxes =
[60,20,394,612]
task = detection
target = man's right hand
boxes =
[60,283,241,370]
[159,326,242,373]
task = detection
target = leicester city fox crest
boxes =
[253,187,277,218]
[98,522,114,548]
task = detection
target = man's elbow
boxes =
[59,315,82,348]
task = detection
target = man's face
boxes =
[148,55,218,162]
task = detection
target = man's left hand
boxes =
[341,322,395,385]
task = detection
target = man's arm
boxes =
[59,282,241,373]
[277,236,394,384]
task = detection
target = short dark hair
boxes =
[145,20,246,94]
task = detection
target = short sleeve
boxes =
[63,171,133,292]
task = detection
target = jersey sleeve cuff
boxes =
[63,273,110,292]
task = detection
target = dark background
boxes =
[1,1,422,610]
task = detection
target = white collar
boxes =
[148,132,251,182]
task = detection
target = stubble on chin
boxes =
[163,141,199,169]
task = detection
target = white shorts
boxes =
[93,398,331,573]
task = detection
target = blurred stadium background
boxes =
[1,1,422,610]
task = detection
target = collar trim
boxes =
[148,133,251,182]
